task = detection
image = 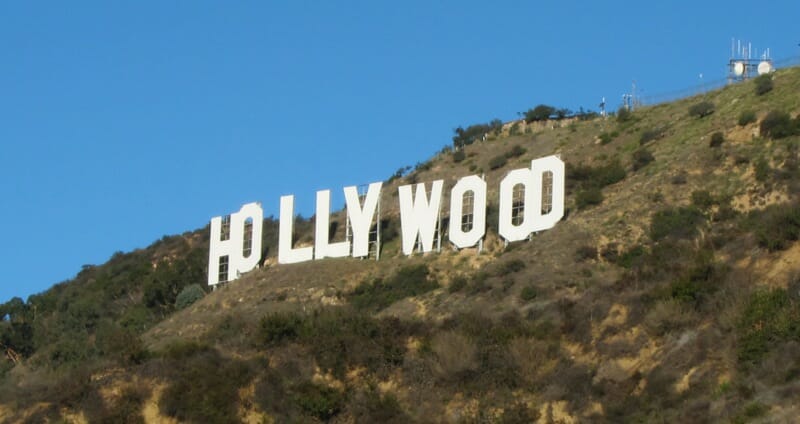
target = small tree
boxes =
[488,155,508,170]
[175,284,206,309]
[632,148,655,170]
[688,101,715,118]
[760,111,798,139]
[738,110,757,126]
[524,104,556,123]
[709,132,725,147]
[576,187,603,209]
[754,74,773,96]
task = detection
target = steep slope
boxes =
[2,68,800,423]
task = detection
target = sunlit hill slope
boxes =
[2,68,800,423]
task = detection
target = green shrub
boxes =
[496,259,526,276]
[95,321,148,365]
[351,386,408,422]
[260,312,304,346]
[754,74,773,96]
[691,190,715,210]
[524,104,556,122]
[650,207,705,241]
[103,385,148,424]
[175,284,205,309]
[576,187,604,209]
[160,346,253,423]
[616,245,647,269]
[752,203,800,251]
[488,155,508,170]
[448,276,468,293]
[452,120,503,148]
[737,288,799,364]
[452,150,466,163]
[599,132,614,144]
[760,110,798,139]
[499,401,541,423]
[505,145,526,159]
[349,264,437,311]
[734,402,769,423]
[568,160,626,189]
[519,286,537,301]
[709,131,725,148]
[640,127,666,145]
[738,110,757,126]
[616,107,632,123]
[292,382,345,421]
[671,172,687,185]
[753,157,771,182]
[688,101,715,118]
[574,245,597,261]
[632,148,655,170]
[657,249,722,308]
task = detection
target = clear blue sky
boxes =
[1,1,799,303]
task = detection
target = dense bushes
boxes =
[688,101,715,118]
[524,104,556,122]
[576,187,603,209]
[505,145,526,159]
[452,120,503,149]
[616,107,633,123]
[175,284,205,309]
[709,131,725,147]
[760,110,800,139]
[737,288,799,364]
[632,148,655,170]
[349,264,438,311]
[751,203,800,251]
[568,160,626,189]
[159,343,253,423]
[292,382,345,421]
[599,131,615,144]
[650,207,705,241]
[640,127,667,145]
[568,160,626,209]
[488,155,508,170]
[260,307,413,378]
[754,74,773,96]
[738,110,757,126]
[496,259,526,276]
[519,286,537,301]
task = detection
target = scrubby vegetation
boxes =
[349,264,438,312]
[4,61,800,424]
[754,74,773,96]
[760,110,800,139]
[688,100,715,118]
[738,110,757,126]
[452,120,503,149]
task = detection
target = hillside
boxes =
[2,68,800,423]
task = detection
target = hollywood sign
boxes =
[208,155,565,286]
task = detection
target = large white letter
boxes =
[448,175,486,248]
[398,180,444,255]
[208,202,263,286]
[530,155,565,232]
[498,168,537,242]
[278,195,314,264]
[315,189,350,259]
[344,182,382,258]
